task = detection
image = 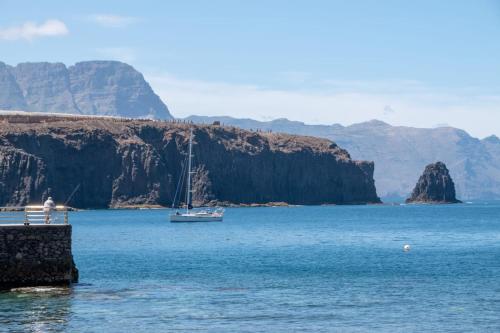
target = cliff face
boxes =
[0,61,172,119]
[187,116,500,201]
[68,61,171,119]
[406,162,461,204]
[0,116,380,208]
[11,62,79,114]
[0,62,27,110]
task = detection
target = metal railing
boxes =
[0,205,69,225]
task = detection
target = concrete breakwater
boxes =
[0,225,78,290]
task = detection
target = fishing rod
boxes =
[64,184,81,206]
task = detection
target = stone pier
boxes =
[0,224,78,290]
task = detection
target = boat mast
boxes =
[186,128,193,213]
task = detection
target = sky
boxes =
[1,0,499,137]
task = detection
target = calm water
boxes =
[1,204,499,332]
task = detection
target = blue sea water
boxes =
[1,203,499,332]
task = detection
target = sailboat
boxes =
[170,129,224,222]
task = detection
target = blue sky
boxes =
[1,0,499,137]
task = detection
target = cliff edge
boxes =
[0,114,380,207]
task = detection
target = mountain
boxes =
[185,116,500,201]
[2,60,496,201]
[0,62,27,110]
[0,61,172,119]
[0,113,380,208]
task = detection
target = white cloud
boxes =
[96,47,136,63]
[89,14,138,28]
[383,105,396,115]
[0,19,68,41]
[146,73,500,138]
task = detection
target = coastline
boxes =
[110,202,297,210]
[97,200,387,210]
[6,201,461,212]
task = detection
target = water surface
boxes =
[1,203,499,332]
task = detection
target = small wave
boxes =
[9,286,72,297]
[11,286,66,292]
[214,287,249,292]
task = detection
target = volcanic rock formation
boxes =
[406,162,461,203]
[0,114,380,208]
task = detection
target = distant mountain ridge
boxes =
[0,61,171,119]
[186,116,500,201]
[1,60,497,201]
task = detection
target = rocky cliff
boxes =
[0,115,380,208]
[0,61,172,119]
[406,162,461,204]
[0,62,27,110]
[186,116,500,201]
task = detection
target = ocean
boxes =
[1,203,499,332]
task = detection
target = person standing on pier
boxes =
[43,197,56,224]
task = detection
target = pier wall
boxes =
[0,225,78,289]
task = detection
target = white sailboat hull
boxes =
[170,213,223,222]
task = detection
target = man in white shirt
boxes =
[43,197,56,224]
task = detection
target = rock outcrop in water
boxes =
[406,162,461,204]
[0,61,172,119]
[0,114,380,208]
